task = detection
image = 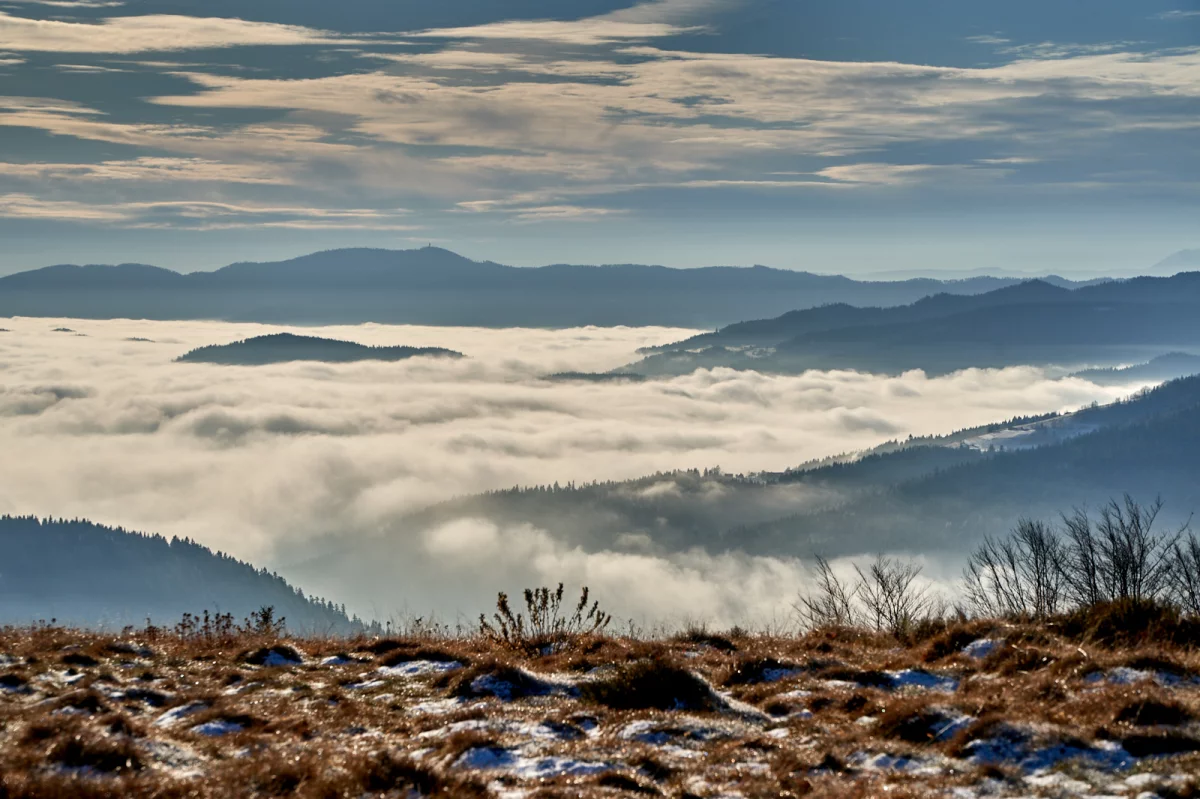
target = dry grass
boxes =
[4,620,1200,798]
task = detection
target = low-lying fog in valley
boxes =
[0,318,1150,626]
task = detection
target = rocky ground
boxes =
[2,620,1200,798]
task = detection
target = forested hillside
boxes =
[0,517,367,633]
[632,273,1200,375]
[177,333,463,365]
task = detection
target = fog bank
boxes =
[0,318,1143,624]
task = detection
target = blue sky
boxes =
[0,0,1197,275]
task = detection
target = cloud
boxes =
[410,19,692,45]
[1156,10,1200,20]
[0,7,1196,230]
[817,162,1011,186]
[415,518,811,626]
[0,11,355,53]
[0,157,290,184]
[5,0,124,7]
[0,318,1143,623]
[405,0,731,45]
[967,35,1011,46]
[135,43,1200,210]
[0,194,415,229]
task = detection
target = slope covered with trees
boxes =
[177,333,463,365]
[0,516,367,633]
[631,273,1200,375]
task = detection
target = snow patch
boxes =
[454,747,611,779]
[964,725,1135,774]
[154,702,209,728]
[193,719,244,737]
[887,669,958,692]
[378,659,463,678]
[962,639,1000,659]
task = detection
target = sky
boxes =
[0,318,1142,623]
[0,0,1197,276]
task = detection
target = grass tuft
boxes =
[580,658,720,711]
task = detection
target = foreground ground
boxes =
[3,620,1200,798]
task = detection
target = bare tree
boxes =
[964,519,1064,619]
[794,555,859,630]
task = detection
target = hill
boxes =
[176,333,463,366]
[1072,352,1200,385]
[629,274,1200,375]
[1154,248,1200,273]
[0,246,1094,329]
[0,516,366,633]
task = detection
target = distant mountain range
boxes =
[0,246,1103,329]
[178,333,463,366]
[0,516,367,632]
[627,273,1200,375]
[1153,249,1200,273]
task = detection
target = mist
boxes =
[0,318,1146,626]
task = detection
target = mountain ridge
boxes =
[0,246,1108,329]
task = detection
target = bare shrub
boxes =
[479,584,610,652]
[856,556,935,638]
[966,496,1191,622]
[964,519,1065,619]
[1167,530,1200,615]
[795,555,939,638]
[241,606,287,637]
[1060,496,1179,607]
[794,556,858,630]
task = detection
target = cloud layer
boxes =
[0,318,1145,624]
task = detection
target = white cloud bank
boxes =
[0,319,1144,624]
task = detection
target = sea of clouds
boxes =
[0,318,1148,627]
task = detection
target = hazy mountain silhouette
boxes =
[0,246,1098,328]
[1154,249,1200,273]
[177,333,463,366]
[1071,352,1200,386]
[631,273,1200,375]
[0,516,367,632]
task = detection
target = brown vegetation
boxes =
[4,608,1200,799]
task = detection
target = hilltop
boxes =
[176,333,463,366]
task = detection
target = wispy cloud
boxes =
[966,35,1011,46]
[4,0,124,7]
[817,163,1011,186]
[0,194,414,229]
[0,11,356,53]
[407,0,731,45]
[409,19,694,45]
[0,156,291,184]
